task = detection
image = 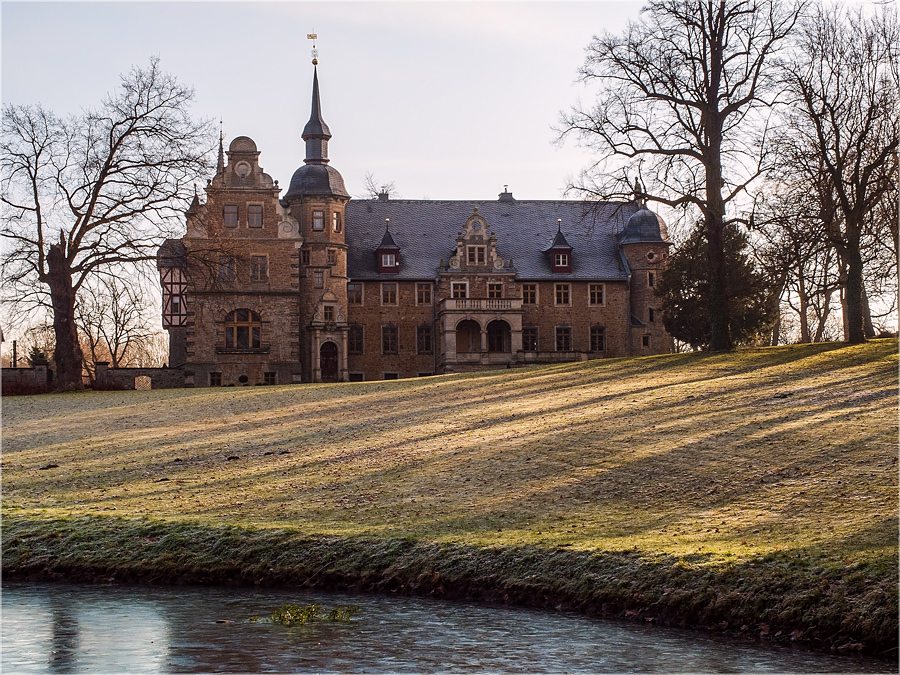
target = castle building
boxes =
[158,65,673,386]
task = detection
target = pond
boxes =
[1,582,891,673]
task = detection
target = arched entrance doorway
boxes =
[456,320,481,353]
[320,341,339,382]
[487,320,511,353]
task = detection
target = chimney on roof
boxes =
[378,189,390,202]
[499,185,515,202]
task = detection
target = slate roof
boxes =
[345,199,641,281]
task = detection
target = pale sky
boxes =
[2,1,645,202]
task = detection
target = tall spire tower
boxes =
[302,67,332,165]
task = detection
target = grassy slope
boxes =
[3,340,897,653]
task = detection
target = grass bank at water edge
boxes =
[3,340,897,657]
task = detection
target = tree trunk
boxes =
[47,244,84,390]
[844,245,866,343]
[704,146,733,352]
[861,283,876,338]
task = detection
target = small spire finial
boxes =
[385,218,390,231]
[557,218,562,231]
[308,32,319,65]
[216,120,225,174]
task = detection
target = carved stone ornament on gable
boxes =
[313,291,345,323]
[278,213,301,239]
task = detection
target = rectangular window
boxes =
[381,253,396,268]
[555,283,571,305]
[381,282,397,304]
[416,283,432,305]
[263,371,276,385]
[313,270,324,288]
[522,283,537,305]
[327,249,337,265]
[301,249,310,265]
[467,246,486,265]
[219,256,235,281]
[589,283,605,306]
[556,326,572,351]
[323,305,335,322]
[348,372,364,382]
[248,204,263,228]
[382,324,398,354]
[332,211,342,233]
[452,282,467,299]
[648,271,656,288]
[384,372,399,380]
[347,282,363,305]
[209,372,222,386]
[649,307,656,323]
[642,334,651,348]
[522,327,538,351]
[312,210,325,231]
[250,255,268,282]
[590,325,606,352]
[554,252,569,268]
[223,204,238,227]
[488,283,502,299]
[348,324,364,354]
[417,324,433,355]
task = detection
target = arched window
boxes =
[225,309,261,349]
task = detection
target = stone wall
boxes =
[2,365,53,394]
[93,362,186,390]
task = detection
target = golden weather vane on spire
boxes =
[308,32,319,65]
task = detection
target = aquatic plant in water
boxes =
[251,603,360,626]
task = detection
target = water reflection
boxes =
[2,582,891,673]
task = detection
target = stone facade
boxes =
[158,66,673,386]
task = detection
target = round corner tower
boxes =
[283,64,351,383]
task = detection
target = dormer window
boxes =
[375,219,401,274]
[467,246,486,265]
[545,220,573,273]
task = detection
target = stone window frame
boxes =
[648,271,656,288]
[416,283,432,305]
[323,305,335,322]
[382,323,399,354]
[649,307,656,323]
[348,323,364,354]
[522,283,537,305]
[417,323,434,355]
[348,372,365,382]
[301,249,311,266]
[488,283,503,299]
[381,282,398,305]
[555,283,571,306]
[467,245,486,265]
[451,281,468,299]
[247,203,264,228]
[642,334,651,348]
[209,372,223,387]
[219,256,236,282]
[589,283,605,306]
[312,210,325,231]
[224,309,262,350]
[522,326,539,352]
[326,249,337,266]
[223,204,239,227]
[555,325,572,351]
[590,324,606,352]
[347,282,363,305]
[313,270,325,288]
[263,371,276,385]
[250,255,268,282]
[383,372,400,380]
[332,211,343,233]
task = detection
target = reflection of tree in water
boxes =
[48,598,79,672]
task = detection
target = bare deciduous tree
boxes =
[776,2,899,343]
[559,0,801,351]
[1,58,214,389]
